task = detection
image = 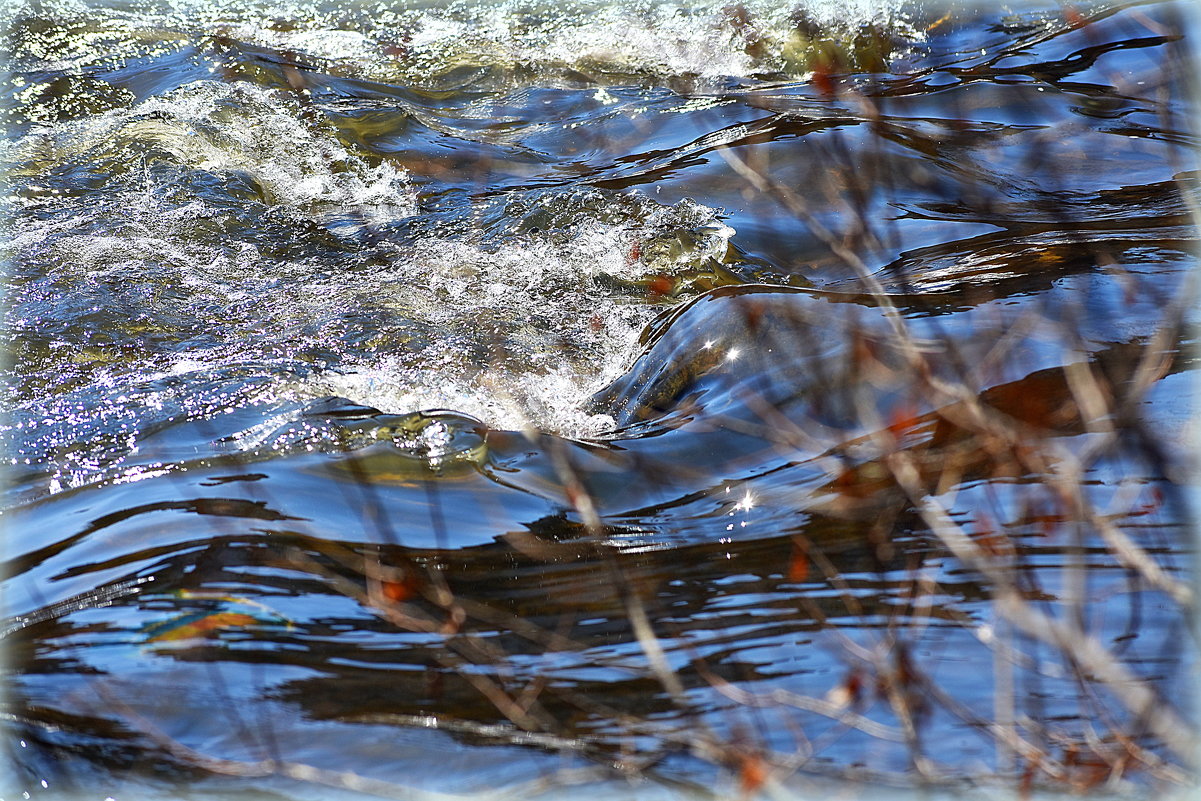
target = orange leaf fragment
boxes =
[974,514,1011,557]
[887,403,921,438]
[647,275,674,299]
[812,57,837,97]
[738,753,768,795]
[788,544,809,582]
[145,612,260,643]
[382,572,421,603]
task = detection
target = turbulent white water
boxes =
[310,194,737,434]
[6,59,749,501]
[5,2,1197,799]
[7,83,737,429]
[5,0,919,453]
[8,0,918,85]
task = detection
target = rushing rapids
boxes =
[3,0,1198,798]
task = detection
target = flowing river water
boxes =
[3,0,1198,798]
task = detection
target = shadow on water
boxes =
[3,0,1199,798]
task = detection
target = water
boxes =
[3,0,1198,798]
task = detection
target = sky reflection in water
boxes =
[2,0,1198,798]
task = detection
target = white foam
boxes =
[11,0,916,85]
[11,80,416,223]
[380,0,918,81]
[8,0,818,456]
[303,191,736,436]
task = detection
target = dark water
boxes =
[3,0,1198,798]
